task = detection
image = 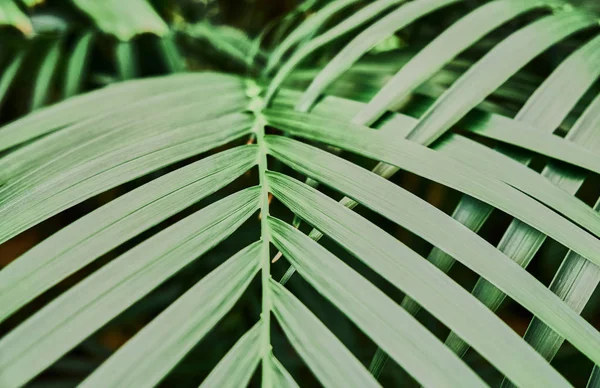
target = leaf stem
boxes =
[247,80,273,388]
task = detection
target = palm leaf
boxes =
[0,73,235,152]
[437,32,600,358]
[498,94,600,387]
[265,0,407,103]
[2,0,600,386]
[589,367,600,387]
[269,2,600,377]
[267,171,568,386]
[0,0,180,116]
[71,0,168,41]
[0,104,251,243]
[265,111,600,258]
[115,41,138,80]
[157,32,186,73]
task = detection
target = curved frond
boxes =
[2,0,600,386]
[30,38,62,111]
[265,0,407,103]
[0,51,25,111]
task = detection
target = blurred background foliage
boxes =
[1,0,600,386]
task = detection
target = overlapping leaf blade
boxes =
[0,81,251,244]
[157,33,186,73]
[0,51,25,111]
[264,112,600,264]
[296,0,461,112]
[264,135,600,367]
[0,111,252,245]
[500,202,600,388]
[115,41,138,80]
[441,32,600,358]
[462,117,600,171]
[499,95,600,386]
[30,38,63,111]
[267,171,570,387]
[265,0,362,74]
[265,0,407,103]
[354,0,562,125]
[406,10,596,146]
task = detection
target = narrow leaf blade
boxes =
[354,0,559,125]
[0,188,260,387]
[269,217,485,387]
[406,11,596,146]
[0,145,258,323]
[264,135,600,367]
[270,278,382,388]
[199,322,263,388]
[81,242,262,388]
[63,32,95,99]
[297,0,461,112]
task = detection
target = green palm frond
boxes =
[2,0,600,386]
[71,0,168,41]
[0,0,184,115]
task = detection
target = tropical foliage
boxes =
[1,0,600,386]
